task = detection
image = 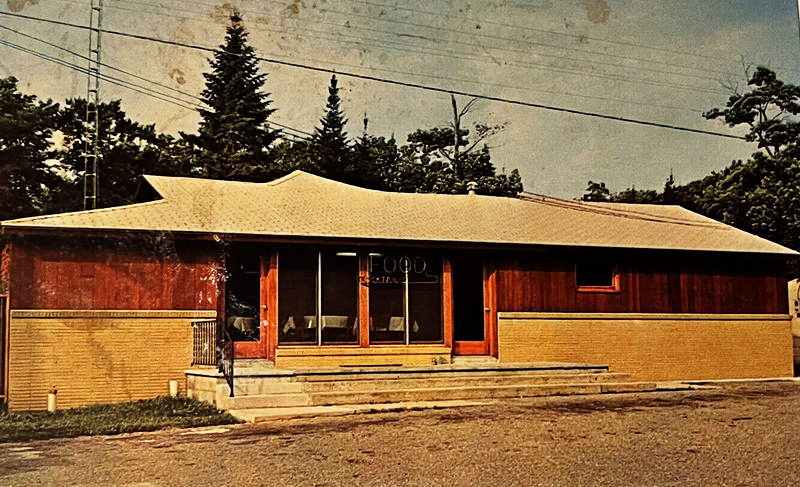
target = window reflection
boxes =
[278,248,443,346]
[321,251,359,345]
[369,252,442,344]
[225,244,261,342]
[278,248,317,344]
[409,256,443,343]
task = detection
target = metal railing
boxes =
[191,318,235,397]
[191,320,217,366]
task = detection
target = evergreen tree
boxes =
[0,77,60,220]
[311,74,351,179]
[352,132,407,191]
[193,12,281,181]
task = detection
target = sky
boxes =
[1,0,799,198]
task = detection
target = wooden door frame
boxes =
[451,259,497,357]
[231,249,277,360]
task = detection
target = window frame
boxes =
[575,262,620,294]
[277,248,361,347]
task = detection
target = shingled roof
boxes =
[1,171,796,255]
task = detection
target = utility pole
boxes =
[83,0,103,210]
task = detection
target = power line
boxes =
[178,0,742,80]
[302,1,739,79]
[0,10,746,140]
[519,192,722,228]
[33,0,729,102]
[0,22,315,139]
[92,0,711,111]
[269,122,313,138]
[102,0,731,96]
[339,0,800,75]
[0,23,201,106]
[0,38,201,110]
[111,0,733,85]
[0,35,312,141]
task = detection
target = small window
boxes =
[576,261,619,292]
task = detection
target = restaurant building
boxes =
[0,171,795,410]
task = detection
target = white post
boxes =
[47,391,57,413]
[169,380,179,397]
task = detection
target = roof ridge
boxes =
[518,194,726,229]
[1,199,169,225]
[264,170,305,186]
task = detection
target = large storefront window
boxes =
[278,248,443,346]
[369,252,443,344]
[278,249,359,345]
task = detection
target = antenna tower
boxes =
[83,0,103,209]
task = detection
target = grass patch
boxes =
[0,396,240,443]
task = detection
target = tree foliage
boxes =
[582,181,611,202]
[311,75,351,179]
[0,77,59,220]
[396,126,522,196]
[50,98,180,213]
[192,12,281,181]
[0,17,527,223]
[274,93,523,196]
[704,66,800,158]
[585,66,800,265]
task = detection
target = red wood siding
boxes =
[9,237,221,310]
[495,254,787,315]
[1,242,10,293]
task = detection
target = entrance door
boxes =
[452,257,489,355]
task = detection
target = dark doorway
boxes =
[452,257,487,354]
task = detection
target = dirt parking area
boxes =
[2,383,800,486]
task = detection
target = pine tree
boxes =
[194,12,280,181]
[312,74,351,179]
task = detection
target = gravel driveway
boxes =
[2,383,800,486]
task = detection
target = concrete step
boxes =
[232,372,631,395]
[219,392,312,410]
[307,382,659,406]
[220,381,659,409]
[451,356,498,365]
[290,367,611,383]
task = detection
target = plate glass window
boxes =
[278,249,359,345]
[278,248,318,344]
[369,252,442,344]
[320,251,359,345]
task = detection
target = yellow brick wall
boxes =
[498,312,793,381]
[8,309,215,411]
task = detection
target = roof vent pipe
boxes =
[467,181,478,195]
